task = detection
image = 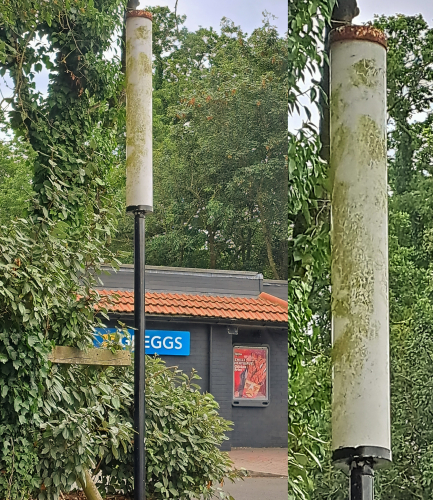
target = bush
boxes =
[0,219,239,499]
[36,357,240,500]
[96,357,240,499]
[5,355,240,500]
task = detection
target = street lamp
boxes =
[329,25,391,500]
[125,9,153,500]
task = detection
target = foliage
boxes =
[288,0,335,498]
[91,357,238,499]
[0,214,116,498]
[0,2,240,499]
[0,137,35,227]
[38,357,238,500]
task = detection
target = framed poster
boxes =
[233,345,269,407]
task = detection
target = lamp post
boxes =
[125,9,153,500]
[329,25,391,499]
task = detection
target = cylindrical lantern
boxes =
[329,25,391,469]
[126,10,153,213]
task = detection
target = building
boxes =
[95,265,288,450]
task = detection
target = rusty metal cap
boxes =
[126,10,153,21]
[330,25,387,49]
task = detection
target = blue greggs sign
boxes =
[94,328,190,356]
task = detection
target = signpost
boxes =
[329,25,391,499]
[125,8,153,500]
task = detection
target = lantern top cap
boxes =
[330,25,387,49]
[126,10,153,21]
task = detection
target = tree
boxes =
[110,11,288,279]
[288,1,336,498]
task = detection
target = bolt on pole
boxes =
[125,9,153,500]
[329,25,391,500]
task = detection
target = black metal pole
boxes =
[350,461,374,500]
[134,211,146,500]
[208,325,212,393]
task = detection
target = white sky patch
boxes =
[289,66,321,133]
[140,0,287,36]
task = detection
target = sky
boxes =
[139,0,287,36]
[289,0,433,132]
[357,0,433,25]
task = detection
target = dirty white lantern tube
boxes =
[329,26,391,471]
[126,10,153,500]
[126,11,153,213]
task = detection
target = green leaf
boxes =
[28,335,38,347]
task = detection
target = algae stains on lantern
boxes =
[330,84,347,122]
[138,52,152,75]
[126,38,132,68]
[357,114,388,214]
[331,182,377,422]
[126,80,150,201]
[329,124,349,192]
[126,52,152,79]
[125,29,152,78]
[357,114,386,164]
[329,84,349,192]
[350,58,379,88]
[126,82,149,145]
[135,25,150,40]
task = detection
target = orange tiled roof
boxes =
[96,290,288,324]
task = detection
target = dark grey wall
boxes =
[263,279,288,301]
[208,325,234,451]
[106,317,210,393]
[231,328,288,448]
[158,321,209,395]
[105,315,287,449]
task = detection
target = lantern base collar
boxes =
[127,204,153,214]
[332,446,392,471]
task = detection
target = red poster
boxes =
[233,346,268,400]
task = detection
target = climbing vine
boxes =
[288,1,335,498]
[0,1,128,497]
